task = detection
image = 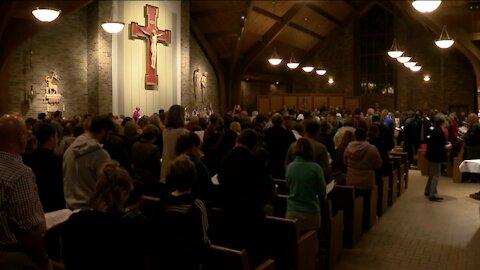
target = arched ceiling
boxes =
[190,0,480,84]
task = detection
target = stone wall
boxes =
[7,7,90,119]
[188,34,219,113]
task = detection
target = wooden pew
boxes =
[356,185,378,232]
[390,156,405,196]
[389,151,409,189]
[328,185,363,248]
[272,194,288,218]
[319,199,344,270]
[265,216,318,270]
[377,175,389,216]
[388,168,398,205]
[274,179,288,195]
[453,144,465,183]
[205,245,276,270]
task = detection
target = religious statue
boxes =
[193,68,201,100]
[45,71,59,94]
[140,28,164,69]
[200,72,208,103]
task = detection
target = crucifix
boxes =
[131,4,171,87]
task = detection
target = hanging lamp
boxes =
[397,56,412,63]
[286,53,299,69]
[315,66,327,75]
[32,7,61,22]
[387,38,404,58]
[302,65,314,73]
[404,61,417,68]
[410,65,422,72]
[435,25,454,49]
[412,1,442,13]
[102,21,125,33]
[268,48,282,65]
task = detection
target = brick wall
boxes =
[7,8,90,119]
[187,34,219,113]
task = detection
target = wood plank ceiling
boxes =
[191,0,480,84]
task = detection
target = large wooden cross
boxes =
[131,4,171,88]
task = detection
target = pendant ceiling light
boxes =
[387,38,404,58]
[410,65,422,72]
[404,61,417,68]
[102,21,125,33]
[435,25,454,49]
[397,56,412,63]
[32,7,61,22]
[302,65,314,73]
[268,48,282,65]
[286,53,299,69]
[412,1,442,13]
[315,66,327,76]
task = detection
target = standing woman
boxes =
[425,115,452,201]
[285,138,326,232]
[160,105,187,186]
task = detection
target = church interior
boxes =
[1,1,480,270]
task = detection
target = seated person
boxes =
[61,161,134,270]
[152,154,210,270]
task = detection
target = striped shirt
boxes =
[0,151,45,246]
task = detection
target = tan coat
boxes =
[344,140,382,189]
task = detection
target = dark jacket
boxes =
[426,126,448,162]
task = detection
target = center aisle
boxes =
[334,170,480,270]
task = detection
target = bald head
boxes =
[0,115,28,154]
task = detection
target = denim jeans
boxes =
[425,161,441,198]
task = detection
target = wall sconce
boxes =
[423,75,431,81]
[328,78,334,84]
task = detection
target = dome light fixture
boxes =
[268,48,282,65]
[397,56,412,63]
[412,0,442,13]
[315,67,327,76]
[404,61,417,68]
[32,7,61,22]
[286,53,300,69]
[101,21,125,33]
[302,65,315,73]
[387,38,404,58]
[410,65,422,72]
[435,25,454,49]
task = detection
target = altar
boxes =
[459,159,480,174]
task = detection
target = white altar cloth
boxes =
[459,159,480,173]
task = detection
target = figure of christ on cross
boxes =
[130,4,171,87]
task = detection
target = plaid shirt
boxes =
[0,151,45,246]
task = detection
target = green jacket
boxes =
[286,156,326,213]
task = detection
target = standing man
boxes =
[63,116,114,210]
[425,115,451,201]
[0,115,52,270]
[463,113,480,183]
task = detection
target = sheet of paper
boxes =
[211,174,219,185]
[45,209,76,230]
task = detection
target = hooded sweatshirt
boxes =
[63,135,110,209]
[343,140,382,189]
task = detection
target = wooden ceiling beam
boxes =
[238,3,304,74]
[204,31,238,39]
[345,0,359,11]
[288,22,325,40]
[306,3,341,26]
[0,0,13,41]
[191,6,233,20]
[252,6,281,22]
[230,1,254,72]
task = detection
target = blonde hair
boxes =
[90,160,133,213]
